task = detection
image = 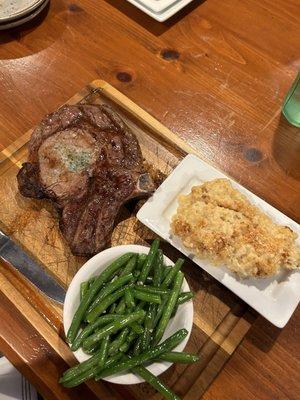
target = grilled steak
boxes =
[17,104,155,255]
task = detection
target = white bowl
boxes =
[63,244,193,385]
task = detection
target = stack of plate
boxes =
[126,0,193,21]
[0,0,49,30]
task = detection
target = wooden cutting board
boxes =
[0,80,257,400]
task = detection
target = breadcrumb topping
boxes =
[171,179,300,278]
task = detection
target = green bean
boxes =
[67,252,133,343]
[130,302,146,344]
[163,266,172,280]
[86,286,128,323]
[152,296,168,328]
[134,284,169,296]
[139,239,160,283]
[120,255,137,276]
[128,330,138,342]
[153,249,163,287]
[161,259,184,289]
[140,329,150,352]
[133,289,161,304]
[119,332,138,353]
[71,314,122,351]
[133,270,140,280]
[137,253,147,270]
[83,310,146,350]
[125,288,135,309]
[80,277,96,301]
[177,291,194,305]
[130,322,144,334]
[71,315,117,351]
[132,365,180,400]
[136,300,146,311]
[145,303,156,330]
[60,353,123,388]
[95,328,188,379]
[87,273,133,314]
[159,352,199,364]
[140,303,156,351]
[88,276,96,286]
[108,327,129,356]
[154,271,184,344]
[169,292,194,319]
[133,335,142,355]
[115,297,126,314]
[60,346,105,383]
[98,335,110,369]
[109,303,117,313]
[171,304,179,319]
[110,275,119,283]
[83,342,101,355]
[80,281,89,301]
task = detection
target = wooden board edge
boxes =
[0,258,62,331]
[0,130,32,166]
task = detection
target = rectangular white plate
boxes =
[137,154,300,327]
[126,0,193,22]
[135,0,180,13]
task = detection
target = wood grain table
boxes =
[0,0,299,399]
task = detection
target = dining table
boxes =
[0,0,299,399]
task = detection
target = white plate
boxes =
[63,244,193,385]
[0,0,48,30]
[0,0,45,22]
[137,154,300,328]
[126,0,193,22]
[136,0,180,13]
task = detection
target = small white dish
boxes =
[0,0,45,22]
[126,0,194,22]
[0,0,49,30]
[63,244,193,385]
[137,154,300,328]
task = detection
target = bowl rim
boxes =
[63,244,194,385]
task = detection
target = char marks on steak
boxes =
[17,104,155,255]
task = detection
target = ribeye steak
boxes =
[17,104,155,255]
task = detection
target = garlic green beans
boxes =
[62,241,198,400]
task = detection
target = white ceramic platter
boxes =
[137,154,300,328]
[125,0,194,22]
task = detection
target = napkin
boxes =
[0,357,38,400]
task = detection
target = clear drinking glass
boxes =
[282,72,300,127]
